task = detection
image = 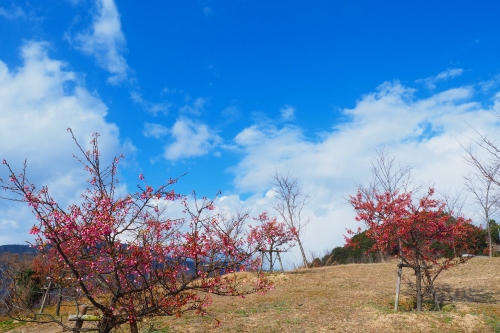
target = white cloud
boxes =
[0,5,25,20]
[0,41,129,245]
[417,68,464,89]
[179,97,207,115]
[73,0,129,84]
[143,122,169,139]
[164,117,221,160]
[131,91,171,114]
[280,104,295,121]
[221,106,241,122]
[227,80,499,264]
[0,219,18,229]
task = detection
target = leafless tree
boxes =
[463,123,500,188]
[464,166,500,257]
[461,115,500,255]
[270,170,310,268]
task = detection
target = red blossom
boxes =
[0,129,270,332]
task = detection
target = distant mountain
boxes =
[0,244,37,255]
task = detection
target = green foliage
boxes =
[14,268,43,308]
[322,231,377,265]
[490,220,500,244]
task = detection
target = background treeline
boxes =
[318,220,500,266]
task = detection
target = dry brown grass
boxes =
[3,258,500,333]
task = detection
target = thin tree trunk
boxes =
[55,286,63,316]
[423,264,440,311]
[269,250,274,273]
[415,265,422,312]
[277,251,284,273]
[297,237,309,268]
[394,261,403,311]
[487,215,492,257]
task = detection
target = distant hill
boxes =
[0,244,37,255]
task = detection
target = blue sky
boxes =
[1,0,500,263]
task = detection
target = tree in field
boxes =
[270,171,310,268]
[355,148,424,262]
[250,212,296,273]
[0,130,269,333]
[464,165,500,257]
[349,188,476,311]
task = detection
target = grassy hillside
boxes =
[3,258,500,333]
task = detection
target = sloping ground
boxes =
[4,258,500,333]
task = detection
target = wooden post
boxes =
[277,251,284,273]
[39,280,52,314]
[394,261,403,311]
[72,305,89,333]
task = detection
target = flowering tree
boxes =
[0,130,269,333]
[349,188,476,311]
[250,212,296,273]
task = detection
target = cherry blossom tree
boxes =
[0,129,269,333]
[250,212,296,273]
[349,188,476,311]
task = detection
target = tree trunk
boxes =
[269,250,274,273]
[487,216,492,257]
[55,287,62,316]
[277,251,284,273]
[98,317,115,333]
[394,261,403,311]
[129,318,139,333]
[296,237,309,268]
[415,265,422,312]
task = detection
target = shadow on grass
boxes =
[437,284,498,304]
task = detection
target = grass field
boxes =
[2,257,500,333]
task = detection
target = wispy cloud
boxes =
[280,104,295,121]
[179,97,208,115]
[417,68,463,89]
[0,5,25,20]
[164,118,221,160]
[73,0,129,84]
[221,106,241,122]
[143,122,169,139]
[131,91,171,114]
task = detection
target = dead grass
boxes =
[3,258,500,333]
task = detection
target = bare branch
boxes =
[270,170,310,268]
